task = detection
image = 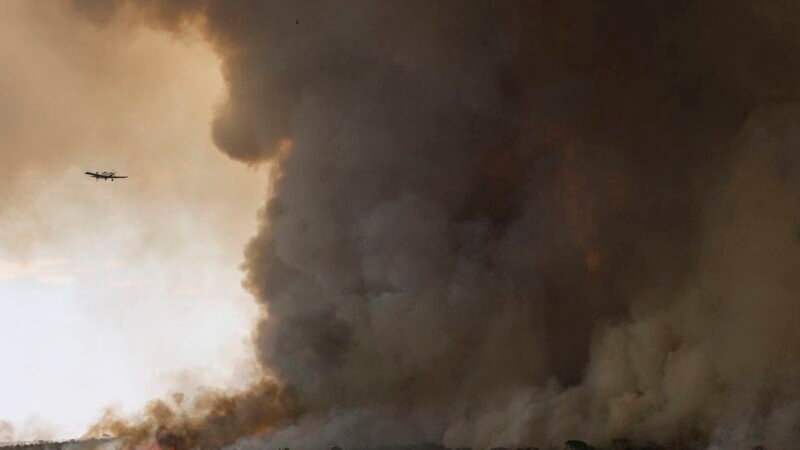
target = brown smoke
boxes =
[84,380,300,450]
[70,1,800,449]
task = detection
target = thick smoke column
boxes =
[75,1,800,448]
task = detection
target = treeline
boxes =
[0,438,116,450]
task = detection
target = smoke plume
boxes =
[73,1,800,448]
[86,380,300,450]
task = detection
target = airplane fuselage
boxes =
[85,171,128,181]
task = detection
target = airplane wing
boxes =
[85,171,127,179]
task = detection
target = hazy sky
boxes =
[0,1,265,440]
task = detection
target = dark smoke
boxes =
[72,1,800,448]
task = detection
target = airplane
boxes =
[85,170,128,181]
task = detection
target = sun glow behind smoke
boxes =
[0,1,264,440]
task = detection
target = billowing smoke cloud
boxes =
[72,1,800,448]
